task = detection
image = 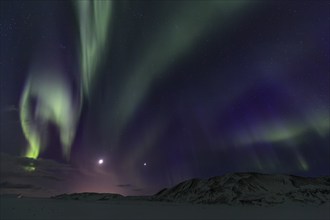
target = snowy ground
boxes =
[1,196,329,220]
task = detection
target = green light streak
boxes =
[75,0,112,96]
[20,83,40,159]
[20,70,79,159]
[235,113,330,146]
[19,1,112,160]
[297,154,309,171]
[114,1,252,141]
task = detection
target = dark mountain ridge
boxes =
[153,172,330,205]
[52,172,330,206]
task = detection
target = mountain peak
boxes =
[154,172,330,205]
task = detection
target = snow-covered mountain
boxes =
[51,173,330,206]
[153,172,330,205]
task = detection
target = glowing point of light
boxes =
[98,159,104,165]
[24,166,36,172]
[23,162,36,172]
[143,162,147,166]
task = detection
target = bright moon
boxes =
[98,159,104,165]
[144,162,147,166]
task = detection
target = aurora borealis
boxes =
[75,0,112,97]
[0,1,329,195]
[17,1,113,160]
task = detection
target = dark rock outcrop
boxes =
[152,173,330,206]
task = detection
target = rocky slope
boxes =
[153,172,330,206]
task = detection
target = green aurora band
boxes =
[112,1,252,145]
[75,0,112,96]
[19,1,112,159]
[18,1,328,175]
[20,68,80,159]
[235,113,330,146]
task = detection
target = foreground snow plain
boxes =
[1,196,329,220]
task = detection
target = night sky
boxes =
[0,1,329,195]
